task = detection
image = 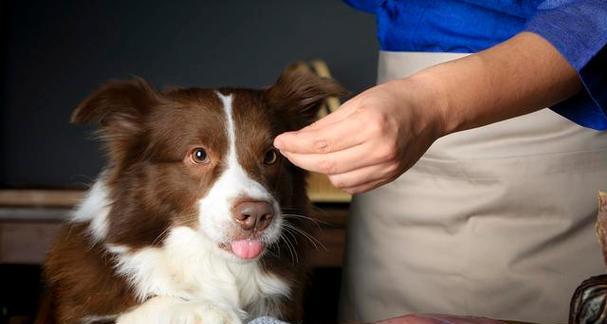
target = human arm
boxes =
[273,31,580,193]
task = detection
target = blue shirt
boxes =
[346,0,607,130]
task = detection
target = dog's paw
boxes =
[116,296,243,324]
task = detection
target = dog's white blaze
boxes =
[198,92,282,244]
[71,179,110,242]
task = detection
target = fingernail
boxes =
[273,136,284,149]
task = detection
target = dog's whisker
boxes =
[151,227,172,246]
[279,226,300,264]
[271,239,281,259]
[281,234,297,264]
[272,232,288,260]
[282,222,318,250]
[282,221,327,251]
[283,230,300,264]
[272,231,292,263]
[281,213,326,228]
[264,248,280,260]
[280,212,316,221]
[283,224,315,250]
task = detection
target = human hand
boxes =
[273,76,447,194]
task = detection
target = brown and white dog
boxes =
[40,68,344,323]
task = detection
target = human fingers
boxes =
[273,96,361,150]
[305,96,360,130]
[340,177,386,194]
[274,113,364,154]
[279,142,385,174]
[327,163,396,192]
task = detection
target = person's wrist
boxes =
[413,69,455,137]
[388,72,453,140]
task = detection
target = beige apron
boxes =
[339,51,607,323]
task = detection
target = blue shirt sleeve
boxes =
[525,0,607,130]
[343,0,379,14]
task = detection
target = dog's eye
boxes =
[192,148,209,163]
[263,149,279,165]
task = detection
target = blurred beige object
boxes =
[307,171,350,203]
[292,60,351,203]
[0,190,84,207]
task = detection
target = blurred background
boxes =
[0,0,376,322]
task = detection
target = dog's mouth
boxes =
[219,239,265,260]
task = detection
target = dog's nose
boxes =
[232,201,274,231]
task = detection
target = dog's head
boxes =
[72,68,345,262]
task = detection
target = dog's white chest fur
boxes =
[109,227,289,319]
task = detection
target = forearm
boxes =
[405,32,582,136]
[274,32,585,193]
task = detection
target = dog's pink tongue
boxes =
[231,239,263,259]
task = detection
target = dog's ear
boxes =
[72,77,159,131]
[264,65,347,128]
[72,78,160,161]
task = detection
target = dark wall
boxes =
[1,0,377,188]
